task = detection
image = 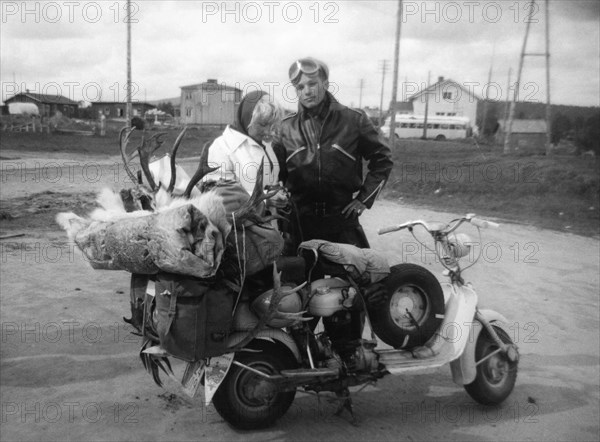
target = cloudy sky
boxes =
[1,0,599,110]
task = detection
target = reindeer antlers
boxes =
[119,127,139,185]
[231,162,281,225]
[119,127,166,191]
[228,263,309,352]
[183,138,220,198]
[167,127,188,194]
[137,132,167,191]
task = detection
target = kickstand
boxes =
[334,389,359,426]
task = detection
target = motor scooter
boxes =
[149,213,519,429]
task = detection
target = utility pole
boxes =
[422,71,431,139]
[358,79,364,109]
[126,0,132,128]
[378,59,390,127]
[503,67,512,133]
[481,43,495,139]
[544,0,552,154]
[388,0,403,149]
[504,0,550,154]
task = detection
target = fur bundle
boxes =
[56,187,231,278]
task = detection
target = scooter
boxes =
[147,213,519,429]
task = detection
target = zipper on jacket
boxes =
[317,143,321,187]
[317,111,332,193]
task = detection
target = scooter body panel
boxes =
[226,330,302,363]
[377,283,478,374]
[450,309,510,385]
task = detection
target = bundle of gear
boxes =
[56,128,290,381]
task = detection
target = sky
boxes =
[1,0,599,110]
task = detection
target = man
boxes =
[273,57,393,348]
[273,57,393,249]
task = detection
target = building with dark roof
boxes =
[89,101,156,119]
[4,92,78,117]
[496,119,547,153]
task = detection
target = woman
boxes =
[204,91,289,283]
[204,90,284,201]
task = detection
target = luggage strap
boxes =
[166,290,177,335]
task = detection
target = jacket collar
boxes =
[298,92,339,121]
[223,125,255,150]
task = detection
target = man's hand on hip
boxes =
[342,199,367,219]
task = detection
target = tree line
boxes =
[476,101,600,154]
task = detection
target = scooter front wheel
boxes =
[212,340,297,429]
[464,326,518,405]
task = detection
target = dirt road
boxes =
[1,154,599,441]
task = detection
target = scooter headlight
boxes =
[448,233,472,258]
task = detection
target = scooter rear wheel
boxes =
[370,263,445,349]
[212,340,297,429]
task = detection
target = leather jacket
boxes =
[273,93,393,211]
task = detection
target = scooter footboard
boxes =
[450,309,510,385]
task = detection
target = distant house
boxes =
[496,119,547,153]
[4,92,78,117]
[180,79,242,126]
[89,101,156,119]
[407,77,481,126]
[388,101,414,116]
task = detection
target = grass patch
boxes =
[383,139,599,236]
[2,133,598,237]
[0,127,222,158]
[0,191,98,232]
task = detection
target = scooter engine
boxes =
[335,339,379,373]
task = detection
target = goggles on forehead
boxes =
[288,58,329,82]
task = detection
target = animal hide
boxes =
[56,190,231,279]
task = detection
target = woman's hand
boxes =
[267,189,289,209]
[265,183,290,210]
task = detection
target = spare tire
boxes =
[369,263,445,349]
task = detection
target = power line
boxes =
[504,0,551,154]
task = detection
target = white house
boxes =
[407,76,482,126]
[180,79,242,126]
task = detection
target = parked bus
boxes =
[381,115,472,140]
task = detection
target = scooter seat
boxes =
[298,240,390,284]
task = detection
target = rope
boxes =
[230,212,247,317]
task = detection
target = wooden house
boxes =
[89,101,156,119]
[4,92,78,117]
[408,77,481,126]
[496,119,547,153]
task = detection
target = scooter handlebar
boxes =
[378,225,402,235]
[379,216,499,236]
[470,217,500,229]
[378,220,429,235]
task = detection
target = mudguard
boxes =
[204,353,235,405]
[450,309,510,385]
[227,330,302,362]
[202,331,301,406]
